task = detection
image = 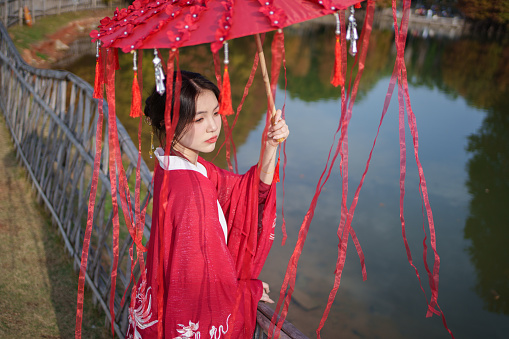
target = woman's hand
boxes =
[260,281,274,303]
[266,109,289,147]
[259,109,289,185]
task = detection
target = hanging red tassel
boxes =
[331,36,344,87]
[273,155,280,183]
[355,2,361,8]
[219,65,234,116]
[130,71,142,118]
[92,50,103,99]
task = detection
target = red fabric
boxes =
[75,97,103,339]
[270,4,374,337]
[219,66,234,116]
[91,0,365,53]
[105,49,121,336]
[280,33,288,247]
[315,4,375,336]
[130,71,142,117]
[126,159,276,339]
[273,155,280,183]
[392,1,454,337]
[270,31,284,100]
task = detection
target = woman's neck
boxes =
[171,144,199,165]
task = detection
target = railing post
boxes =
[3,0,7,25]
[18,1,22,26]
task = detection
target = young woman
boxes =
[126,71,289,339]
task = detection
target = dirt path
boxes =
[0,119,108,337]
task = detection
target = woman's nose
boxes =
[207,117,218,132]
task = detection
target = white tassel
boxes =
[347,6,358,56]
[153,49,165,95]
[349,39,357,55]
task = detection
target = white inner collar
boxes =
[154,147,207,177]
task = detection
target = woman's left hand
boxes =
[260,281,274,304]
[266,109,289,147]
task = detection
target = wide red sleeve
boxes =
[126,165,264,339]
[200,159,278,335]
[200,159,277,278]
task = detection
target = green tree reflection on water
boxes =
[403,34,509,316]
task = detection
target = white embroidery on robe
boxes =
[209,314,231,339]
[174,320,200,338]
[173,314,231,339]
[128,274,158,339]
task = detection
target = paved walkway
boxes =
[0,116,108,338]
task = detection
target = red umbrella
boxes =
[90,0,364,121]
[91,0,361,52]
[76,1,455,338]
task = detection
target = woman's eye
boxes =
[195,118,203,123]
[214,111,219,116]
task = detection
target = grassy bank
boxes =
[0,116,110,338]
[8,8,111,60]
[2,8,115,337]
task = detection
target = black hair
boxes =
[144,70,220,148]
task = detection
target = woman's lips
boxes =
[206,136,218,143]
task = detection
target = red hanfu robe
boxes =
[126,150,277,339]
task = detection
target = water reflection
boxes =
[58,11,509,338]
[465,97,509,315]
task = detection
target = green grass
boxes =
[8,9,112,51]
[0,115,110,338]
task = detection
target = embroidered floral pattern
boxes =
[173,314,231,339]
[209,314,230,339]
[175,320,200,338]
[128,275,158,339]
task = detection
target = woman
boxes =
[126,71,289,339]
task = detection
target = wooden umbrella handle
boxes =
[255,34,284,142]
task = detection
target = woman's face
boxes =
[175,90,221,160]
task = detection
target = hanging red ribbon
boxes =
[219,65,234,116]
[106,48,121,337]
[130,70,142,118]
[75,98,103,339]
[273,154,280,183]
[156,49,180,339]
[270,3,374,337]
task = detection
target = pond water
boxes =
[62,12,509,339]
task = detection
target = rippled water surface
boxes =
[64,13,509,339]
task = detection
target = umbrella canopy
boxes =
[91,0,362,53]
